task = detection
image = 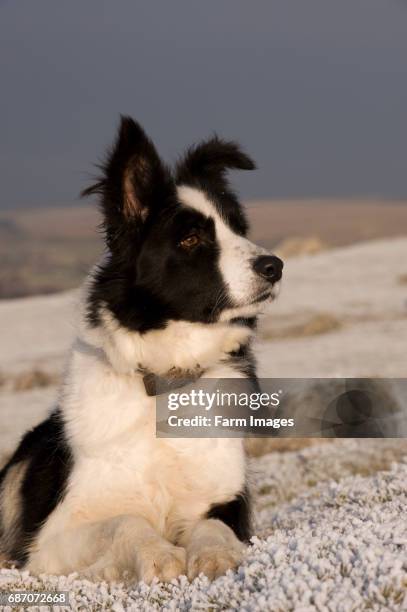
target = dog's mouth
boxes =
[251,289,272,305]
[218,282,281,322]
[250,281,281,305]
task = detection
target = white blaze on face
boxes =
[176,186,270,312]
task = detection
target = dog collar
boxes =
[142,366,205,397]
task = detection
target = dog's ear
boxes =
[175,136,256,186]
[176,137,255,236]
[82,116,173,248]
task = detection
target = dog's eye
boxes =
[179,234,200,249]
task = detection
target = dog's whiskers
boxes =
[210,288,229,321]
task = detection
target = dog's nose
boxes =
[253,255,284,283]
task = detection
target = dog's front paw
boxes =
[187,543,245,581]
[136,542,186,584]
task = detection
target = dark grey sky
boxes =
[1,0,406,209]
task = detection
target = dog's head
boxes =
[84,117,283,332]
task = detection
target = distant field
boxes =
[0,206,102,298]
[249,199,407,249]
[0,199,406,298]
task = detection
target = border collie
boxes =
[0,117,283,583]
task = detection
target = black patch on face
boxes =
[87,204,230,331]
[206,487,252,542]
[83,117,257,333]
[0,409,72,565]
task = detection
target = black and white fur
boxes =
[0,117,283,582]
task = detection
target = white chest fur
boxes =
[42,334,246,543]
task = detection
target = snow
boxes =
[1,440,406,610]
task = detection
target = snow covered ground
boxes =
[1,238,406,609]
[1,440,406,610]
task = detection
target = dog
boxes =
[0,117,283,583]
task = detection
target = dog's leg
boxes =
[27,519,117,577]
[87,515,186,584]
[180,518,246,581]
[28,515,186,584]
